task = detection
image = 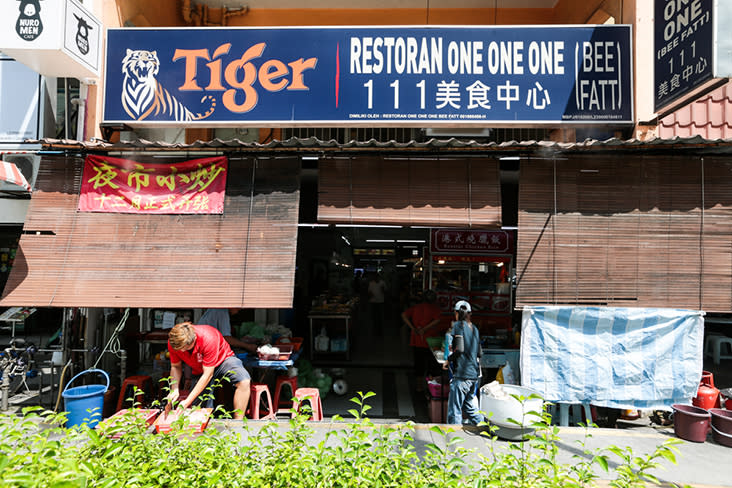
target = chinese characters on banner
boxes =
[78,155,227,214]
[430,229,513,253]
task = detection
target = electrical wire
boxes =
[92,307,130,370]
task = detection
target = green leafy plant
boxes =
[0,389,693,488]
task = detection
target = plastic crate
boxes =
[153,408,212,434]
[427,379,449,399]
[276,337,303,352]
[99,408,159,438]
[258,344,294,361]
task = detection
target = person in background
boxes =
[199,308,258,353]
[401,290,442,390]
[367,272,388,336]
[444,300,484,426]
[167,322,250,419]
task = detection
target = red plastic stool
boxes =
[273,375,298,413]
[247,383,275,420]
[292,387,323,421]
[117,375,153,412]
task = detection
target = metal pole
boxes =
[1,362,10,411]
[119,349,127,387]
[64,78,69,140]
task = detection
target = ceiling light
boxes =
[437,259,446,264]
[366,239,395,243]
[301,155,319,161]
[396,239,425,243]
[335,224,402,228]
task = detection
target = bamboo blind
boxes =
[0,155,300,308]
[317,156,502,228]
[516,154,732,312]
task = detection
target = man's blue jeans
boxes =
[447,378,484,425]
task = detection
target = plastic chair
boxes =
[273,375,298,413]
[704,334,732,365]
[116,375,153,412]
[247,383,275,420]
[292,387,323,421]
[558,403,592,427]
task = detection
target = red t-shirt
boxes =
[168,324,234,375]
[404,302,442,348]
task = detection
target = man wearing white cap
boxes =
[444,300,484,426]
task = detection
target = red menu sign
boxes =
[78,155,227,214]
[431,229,513,254]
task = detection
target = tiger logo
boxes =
[121,49,216,121]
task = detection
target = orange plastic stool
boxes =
[247,383,275,420]
[292,387,323,421]
[117,375,153,412]
[273,375,298,413]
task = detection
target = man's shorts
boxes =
[213,356,250,384]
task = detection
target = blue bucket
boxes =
[62,369,109,428]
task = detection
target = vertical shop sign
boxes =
[654,0,713,112]
[78,155,227,214]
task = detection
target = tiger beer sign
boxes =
[78,155,227,214]
[103,26,633,127]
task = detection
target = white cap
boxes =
[454,300,471,313]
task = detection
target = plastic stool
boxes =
[247,383,275,420]
[558,403,592,427]
[704,334,732,365]
[292,387,323,421]
[117,375,153,412]
[273,375,298,413]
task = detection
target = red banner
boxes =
[78,155,227,214]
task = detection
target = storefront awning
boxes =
[0,155,300,308]
[0,161,32,192]
[318,156,502,228]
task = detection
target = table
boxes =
[237,349,302,383]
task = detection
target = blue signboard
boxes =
[654,0,713,112]
[103,26,633,126]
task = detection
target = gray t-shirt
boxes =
[198,308,231,337]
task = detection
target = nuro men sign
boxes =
[103,25,633,127]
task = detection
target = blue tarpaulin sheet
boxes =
[520,307,704,410]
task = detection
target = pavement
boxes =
[217,416,732,488]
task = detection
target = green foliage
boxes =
[0,392,689,488]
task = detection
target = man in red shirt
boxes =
[167,322,251,419]
[401,290,443,389]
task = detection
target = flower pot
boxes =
[671,404,711,443]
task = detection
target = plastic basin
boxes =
[709,408,732,435]
[711,425,732,447]
[480,385,543,440]
[671,404,710,443]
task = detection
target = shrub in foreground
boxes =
[0,392,690,488]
